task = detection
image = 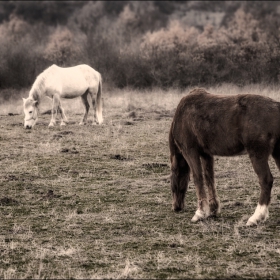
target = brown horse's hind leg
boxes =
[170,152,190,212]
[201,153,220,216]
[182,150,210,222]
[246,154,273,226]
[79,90,90,125]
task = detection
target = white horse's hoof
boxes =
[191,209,209,222]
[79,122,86,125]
[48,123,55,127]
[246,219,257,226]
[60,122,66,126]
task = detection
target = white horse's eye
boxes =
[29,111,32,114]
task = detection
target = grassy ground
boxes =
[1,84,280,279]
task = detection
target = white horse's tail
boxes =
[96,76,103,124]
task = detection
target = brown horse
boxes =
[169,88,280,226]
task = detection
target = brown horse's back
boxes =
[171,88,280,157]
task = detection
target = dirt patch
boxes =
[0,197,19,205]
[8,113,19,116]
[10,123,23,127]
[127,111,137,118]
[60,147,79,154]
[58,130,74,135]
[53,130,74,140]
[121,121,134,125]
[142,163,168,168]
[40,190,62,200]
[4,174,20,181]
[110,154,134,161]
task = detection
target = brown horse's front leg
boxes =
[191,198,210,222]
[246,155,273,226]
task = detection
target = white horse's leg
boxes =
[95,81,103,125]
[49,95,59,127]
[89,86,103,125]
[91,97,97,124]
[79,91,90,125]
[59,103,68,126]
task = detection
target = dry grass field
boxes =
[1,84,280,279]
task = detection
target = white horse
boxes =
[22,64,103,129]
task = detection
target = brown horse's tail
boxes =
[96,75,103,124]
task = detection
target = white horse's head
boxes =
[22,97,39,129]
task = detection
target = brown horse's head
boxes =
[170,154,190,212]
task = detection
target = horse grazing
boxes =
[169,88,280,226]
[22,64,103,129]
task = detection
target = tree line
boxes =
[0,1,279,92]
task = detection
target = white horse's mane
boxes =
[29,66,53,103]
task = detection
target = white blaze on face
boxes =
[22,98,38,129]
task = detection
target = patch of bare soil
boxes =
[0,197,19,205]
[110,154,134,161]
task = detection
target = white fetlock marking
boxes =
[191,208,210,222]
[246,203,269,226]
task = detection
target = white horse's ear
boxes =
[33,100,38,106]
[22,97,26,103]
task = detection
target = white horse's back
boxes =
[43,64,100,99]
